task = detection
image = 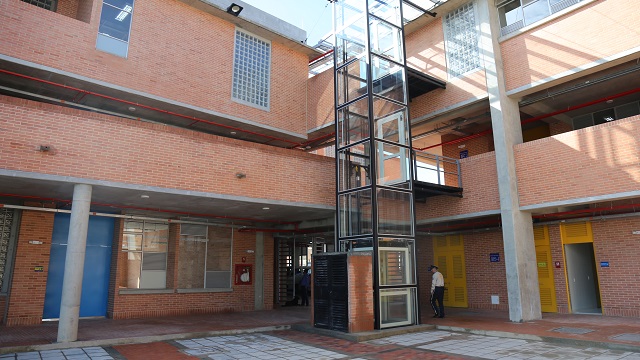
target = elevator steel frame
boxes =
[333,0,419,329]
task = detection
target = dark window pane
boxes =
[593,108,616,125]
[99,4,132,42]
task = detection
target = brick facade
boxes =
[5,209,55,326]
[348,253,374,333]
[0,96,335,206]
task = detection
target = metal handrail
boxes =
[412,150,462,188]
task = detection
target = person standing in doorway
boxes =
[429,265,445,318]
[300,269,311,306]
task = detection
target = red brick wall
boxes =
[515,116,640,207]
[416,151,500,221]
[592,217,640,317]
[463,231,509,311]
[406,18,487,121]
[549,121,574,136]
[0,96,335,206]
[55,0,80,19]
[348,253,373,332]
[442,133,493,159]
[6,209,55,326]
[416,235,433,310]
[501,0,640,92]
[0,0,309,134]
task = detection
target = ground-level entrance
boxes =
[43,213,114,319]
[560,222,601,314]
[275,235,333,306]
[433,235,467,308]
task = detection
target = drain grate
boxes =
[551,327,594,334]
[612,333,640,342]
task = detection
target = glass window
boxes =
[232,29,271,110]
[444,2,480,78]
[21,0,57,11]
[377,189,413,236]
[96,0,134,58]
[0,209,17,294]
[178,225,232,289]
[522,0,550,26]
[593,108,616,126]
[120,220,168,289]
[499,0,585,36]
[339,189,373,238]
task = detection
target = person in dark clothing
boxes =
[299,269,311,306]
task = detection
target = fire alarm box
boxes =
[234,264,252,285]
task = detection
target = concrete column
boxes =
[476,0,541,322]
[57,184,92,342]
[254,232,264,310]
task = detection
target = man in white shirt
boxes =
[429,265,445,318]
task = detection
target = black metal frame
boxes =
[333,0,419,330]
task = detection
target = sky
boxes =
[240,0,333,46]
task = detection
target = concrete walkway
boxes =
[1,306,640,358]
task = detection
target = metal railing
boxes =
[412,150,462,188]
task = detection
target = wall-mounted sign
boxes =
[632,231,640,235]
[600,261,610,268]
[460,150,469,159]
[537,262,547,268]
[490,253,500,262]
[554,261,561,268]
[234,264,252,285]
[34,266,44,272]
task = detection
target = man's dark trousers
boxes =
[431,286,445,317]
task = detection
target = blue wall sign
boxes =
[490,253,500,262]
[600,261,610,268]
[460,150,469,159]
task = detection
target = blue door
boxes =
[43,213,114,319]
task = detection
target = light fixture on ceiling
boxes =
[606,99,614,104]
[128,106,136,112]
[140,194,150,199]
[262,207,270,210]
[230,131,237,135]
[227,3,243,16]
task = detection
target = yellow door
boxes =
[534,226,557,313]
[433,235,467,307]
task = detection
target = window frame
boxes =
[121,220,168,290]
[178,224,234,290]
[96,0,135,58]
[442,1,481,79]
[231,28,272,111]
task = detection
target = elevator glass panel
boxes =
[377,189,413,236]
[376,143,410,188]
[338,142,372,191]
[339,189,373,237]
[337,97,369,148]
[371,55,406,103]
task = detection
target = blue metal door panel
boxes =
[43,213,114,319]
